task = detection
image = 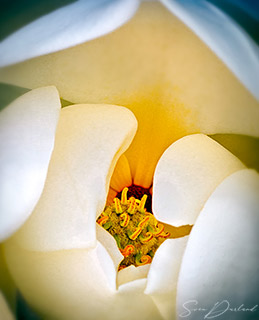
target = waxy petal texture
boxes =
[1,2,258,188]
[161,0,259,100]
[177,169,259,320]
[11,104,137,251]
[153,134,245,226]
[0,87,60,241]
[0,0,140,67]
[145,237,189,320]
[4,241,117,320]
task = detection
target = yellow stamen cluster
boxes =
[97,187,170,270]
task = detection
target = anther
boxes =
[114,198,122,214]
[121,187,128,205]
[127,197,136,215]
[153,223,164,236]
[139,232,153,243]
[136,254,152,266]
[97,216,109,226]
[120,245,135,257]
[138,194,147,213]
[120,212,130,227]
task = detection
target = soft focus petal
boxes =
[145,237,188,320]
[0,292,14,320]
[0,87,60,241]
[1,2,258,188]
[4,240,161,320]
[117,279,163,320]
[10,104,137,251]
[4,241,118,320]
[0,0,140,67]
[153,134,245,226]
[177,169,259,320]
[161,0,259,100]
[117,265,149,287]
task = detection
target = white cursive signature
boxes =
[179,300,258,319]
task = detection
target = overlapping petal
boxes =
[0,0,140,67]
[4,241,117,320]
[10,104,137,251]
[153,134,245,226]
[177,169,259,320]
[0,87,60,241]
[161,0,259,99]
[145,237,189,320]
[1,2,258,188]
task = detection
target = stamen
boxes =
[121,187,128,205]
[120,212,130,227]
[158,232,170,238]
[153,223,164,236]
[129,227,142,240]
[96,184,174,270]
[138,194,147,213]
[136,254,152,266]
[97,216,109,226]
[127,197,136,215]
[139,232,153,243]
[120,245,135,257]
[114,198,122,214]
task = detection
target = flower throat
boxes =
[97,186,170,270]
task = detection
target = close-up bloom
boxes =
[0,1,259,320]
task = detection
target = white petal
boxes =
[153,134,245,226]
[97,224,123,269]
[4,240,161,320]
[145,237,188,320]
[145,237,188,295]
[117,265,150,287]
[117,279,163,320]
[11,104,137,251]
[4,241,118,320]
[177,169,259,320]
[161,0,259,100]
[0,0,140,67]
[0,292,14,320]
[0,87,60,241]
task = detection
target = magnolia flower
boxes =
[0,1,259,320]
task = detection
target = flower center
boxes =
[97,187,170,270]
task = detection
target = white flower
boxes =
[0,1,259,320]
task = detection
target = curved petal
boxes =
[0,292,14,320]
[0,0,140,67]
[145,237,188,320]
[1,2,258,188]
[117,264,149,287]
[4,240,118,320]
[0,87,60,241]
[153,134,245,226]
[117,279,163,320]
[10,104,137,251]
[177,169,259,320]
[4,240,161,320]
[160,0,259,100]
